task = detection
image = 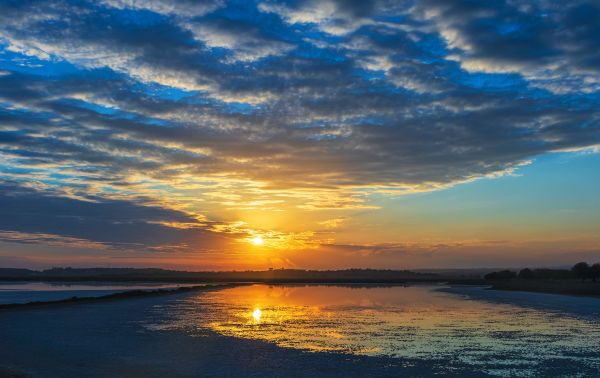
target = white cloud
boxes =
[185,22,293,62]
[102,0,223,17]
[259,0,372,36]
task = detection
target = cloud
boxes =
[102,0,224,18]
[0,181,230,250]
[0,6,598,192]
[185,17,293,62]
[0,0,599,260]
[286,239,600,269]
[413,0,600,92]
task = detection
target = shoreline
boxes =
[0,282,430,311]
[445,278,600,299]
[487,279,600,298]
[0,283,242,311]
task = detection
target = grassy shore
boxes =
[488,279,600,298]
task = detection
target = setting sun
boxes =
[252,236,264,246]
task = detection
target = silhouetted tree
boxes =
[532,269,572,280]
[572,262,590,282]
[590,263,600,283]
[518,268,535,279]
[484,270,517,280]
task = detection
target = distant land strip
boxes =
[0,267,440,283]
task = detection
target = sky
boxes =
[0,0,599,270]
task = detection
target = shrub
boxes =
[484,270,517,280]
[572,262,590,282]
[518,268,535,279]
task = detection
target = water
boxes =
[149,284,600,376]
[0,281,191,304]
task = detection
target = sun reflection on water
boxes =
[252,308,262,322]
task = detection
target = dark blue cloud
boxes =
[415,0,600,76]
[0,181,229,249]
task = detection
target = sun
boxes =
[252,236,264,246]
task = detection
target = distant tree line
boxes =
[484,262,600,282]
[0,267,438,283]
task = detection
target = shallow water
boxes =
[0,281,191,304]
[149,284,600,377]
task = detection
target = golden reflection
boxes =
[252,308,262,322]
[165,284,600,375]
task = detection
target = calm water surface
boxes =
[149,284,600,376]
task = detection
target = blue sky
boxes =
[0,0,599,269]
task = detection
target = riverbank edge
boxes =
[447,279,600,298]
[489,279,600,298]
[0,283,244,311]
